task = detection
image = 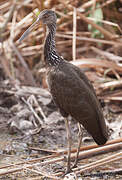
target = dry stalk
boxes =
[0,139,121,175]
[28,94,47,122]
[76,152,122,174]
[81,0,101,9]
[72,7,77,61]
[91,46,122,63]
[0,149,121,178]
[99,79,122,91]
[11,42,36,86]
[55,152,122,176]
[71,58,122,72]
[77,12,117,40]
[33,142,122,166]
[0,0,17,41]
[85,0,117,17]
[56,33,122,46]
[24,167,61,180]
[21,96,44,126]
[60,138,122,155]
[103,96,122,101]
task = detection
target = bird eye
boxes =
[44,14,49,18]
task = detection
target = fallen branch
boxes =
[76,152,122,174]
[91,46,122,63]
[40,142,122,166]
[83,168,122,177]
[0,138,121,171]
[11,42,36,86]
[56,33,122,46]
[21,96,44,126]
[55,152,122,176]
[99,79,122,91]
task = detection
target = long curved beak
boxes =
[19,15,41,42]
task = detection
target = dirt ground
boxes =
[0,68,122,180]
[0,0,122,179]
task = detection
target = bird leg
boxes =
[72,123,82,168]
[64,118,72,174]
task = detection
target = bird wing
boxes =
[68,62,97,96]
[47,61,108,145]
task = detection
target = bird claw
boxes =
[71,164,77,169]
[71,161,78,169]
[61,167,73,178]
[65,167,73,174]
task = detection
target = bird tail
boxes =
[93,133,108,145]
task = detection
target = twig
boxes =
[21,96,44,126]
[0,53,14,80]
[29,138,122,156]
[0,141,121,177]
[0,138,121,170]
[71,58,122,72]
[40,142,122,166]
[25,167,61,180]
[85,0,117,17]
[15,8,39,39]
[16,85,50,97]
[76,152,122,174]
[9,9,18,78]
[11,42,36,86]
[0,0,17,41]
[88,17,122,34]
[84,168,122,177]
[28,147,58,154]
[72,7,77,61]
[81,0,100,9]
[55,152,122,176]
[91,46,122,63]
[102,96,122,101]
[60,138,122,155]
[99,79,122,91]
[77,11,117,40]
[56,33,122,46]
[0,154,57,170]
[28,94,47,122]
[10,9,17,40]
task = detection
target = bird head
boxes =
[38,9,57,25]
[19,9,56,42]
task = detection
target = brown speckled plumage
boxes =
[42,10,108,145]
[47,60,108,145]
[19,9,108,174]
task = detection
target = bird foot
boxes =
[61,167,73,178]
[71,162,78,169]
[72,163,77,169]
[65,167,73,174]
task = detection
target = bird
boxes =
[19,9,108,174]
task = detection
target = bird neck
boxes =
[44,23,61,66]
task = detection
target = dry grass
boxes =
[0,0,122,97]
[0,1,122,178]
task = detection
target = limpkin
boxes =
[19,9,108,173]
